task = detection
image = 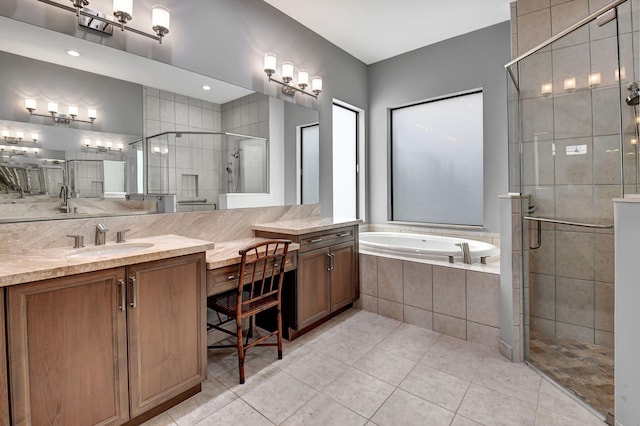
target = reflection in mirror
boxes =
[0,19,319,222]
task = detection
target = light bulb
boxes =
[264,53,277,75]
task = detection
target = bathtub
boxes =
[359,232,499,264]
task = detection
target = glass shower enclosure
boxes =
[506,0,639,420]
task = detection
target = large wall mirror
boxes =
[0,18,319,223]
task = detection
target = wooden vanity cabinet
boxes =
[255,225,358,338]
[6,253,206,426]
[0,291,10,426]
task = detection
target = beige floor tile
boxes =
[472,356,542,403]
[535,407,604,426]
[375,323,440,362]
[284,350,349,390]
[421,335,490,380]
[242,370,316,424]
[281,394,367,426]
[370,389,454,426]
[312,329,378,365]
[450,414,483,426]
[353,346,417,386]
[207,350,282,396]
[537,380,604,425]
[194,398,272,426]
[322,367,395,418]
[167,378,237,425]
[141,412,176,426]
[458,384,537,426]
[399,363,469,411]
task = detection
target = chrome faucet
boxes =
[59,184,70,212]
[456,242,472,265]
[95,223,109,245]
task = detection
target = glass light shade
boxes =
[117,143,124,150]
[25,99,37,110]
[88,109,97,120]
[106,141,113,149]
[298,70,309,87]
[113,0,133,16]
[311,77,323,92]
[84,138,92,146]
[48,102,59,114]
[152,146,161,153]
[152,5,171,29]
[615,67,626,81]
[1,130,9,138]
[15,131,24,139]
[563,78,576,91]
[588,72,601,86]
[282,62,294,80]
[33,148,39,154]
[540,83,553,95]
[31,133,39,141]
[95,140,103,147]
[68,105,79,116]
[264,53,277,73]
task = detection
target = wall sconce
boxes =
[151,145,169,155]
[588,73,601,87]
[263,53,322,99]
[563,77,576,91]
[84,139,123,152]
[0,145,40,157]
[2,130,38,144]
[37,0,170,44]
[540,83,553,95]
[26,98,97,125]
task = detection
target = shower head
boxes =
[626,82,640,106]
[230,149,242,159]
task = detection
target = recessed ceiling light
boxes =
[202,85,211,91]
[66,50,81,57]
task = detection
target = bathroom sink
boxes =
[66,243,154,259]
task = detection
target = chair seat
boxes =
[208,289,279,318]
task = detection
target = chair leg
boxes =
[236,318,246,384]
[277,305,283,360]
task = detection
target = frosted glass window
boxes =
[332,104,358,218]
[390,91,483,226]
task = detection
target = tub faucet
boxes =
[456,243,472,265]
[95,223,109,245]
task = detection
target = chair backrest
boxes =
[236,239,291,308]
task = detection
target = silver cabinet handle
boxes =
[129,276,137,308]
[118,279,126,311]
[327,252,335,271]
[326,252,332,271]
[309,238,323,243]
[336,232,350,237]
[330,252,335,271]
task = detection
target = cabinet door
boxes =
[297,248,331,329]
[7,268,129,426]
[126,253,206,418]
[0,291,10,425]
[330,241,356,312]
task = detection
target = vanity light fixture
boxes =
[25,98,97,125]
[0,145,40,157]
[36,0,170,44]
[263,53,322,99]
[1,130,38,144]
[84,138,124,152]
[563,77,576,91]
[540,83,553,95]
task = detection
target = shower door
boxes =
[507,0,639,418]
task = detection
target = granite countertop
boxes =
[0,234,214,287]
[251,217,362,235]
[206,237,300,270]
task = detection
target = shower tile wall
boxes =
[143,87,222,210]
[512,0,639,348]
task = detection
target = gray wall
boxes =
[0,0,368,216]
[367,22,511,233]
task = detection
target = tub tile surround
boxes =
[0,204,321,255]
[359,253,501,351]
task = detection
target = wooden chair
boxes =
[207,239,291,384]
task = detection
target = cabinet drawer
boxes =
[207,252,297,297]
[298,227,355,252]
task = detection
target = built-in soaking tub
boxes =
[359,232,499,264]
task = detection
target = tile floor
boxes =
[143,309,605,426]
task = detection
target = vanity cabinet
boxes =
[6,253,206,426]
[0,291,9,425]
[255,225,358,338]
